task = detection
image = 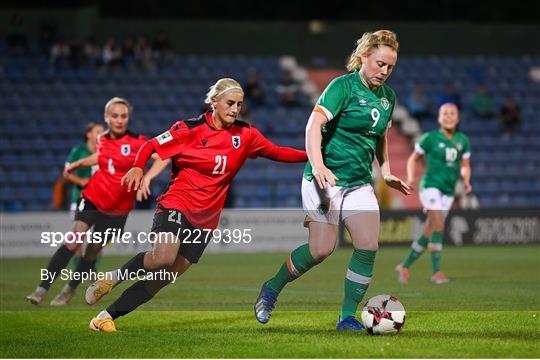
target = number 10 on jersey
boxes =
[445,148,457,162]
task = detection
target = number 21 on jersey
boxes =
[213,155,227,175]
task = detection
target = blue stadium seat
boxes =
[1,54,538,210]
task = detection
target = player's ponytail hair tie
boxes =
[347,29,399,72]
[205,78,244,105]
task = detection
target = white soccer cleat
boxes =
[26,290,45,305]
[49,285,76,306]
[85,279,114,305]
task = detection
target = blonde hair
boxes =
[346,30,399,72]
[204,78,244,104]
[104,97,133,115]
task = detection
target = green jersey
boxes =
[66,144,93,204]
[417,129,471,196]
[304,70,396,187]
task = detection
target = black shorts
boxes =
[74,196,128,244]
[150,205,211,264]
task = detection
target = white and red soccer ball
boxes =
[361,294,406,335]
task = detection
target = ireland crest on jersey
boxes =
[380,97,390,110]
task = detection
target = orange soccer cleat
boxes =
[89,317,117,332]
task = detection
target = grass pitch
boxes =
[1,245,539,358]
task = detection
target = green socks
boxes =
[267,246,380,320]
[401,231,444,274]
[70,255,81,270]
[341,249,376,319]
[266,244,319,293]
[402,235,428,268]
[429,232,443,273]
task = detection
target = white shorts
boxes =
[419,187,454,211]
[302,178,379,225]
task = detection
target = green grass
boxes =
[1,245,539,358]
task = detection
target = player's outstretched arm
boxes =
[268,146,307,163]
[248,127,308,163]
[306,111,338,189]
[130,124,184,195]
[460,158,472,194]
[406,151,422,189]
[63,171,90,188]
[377,130,411,196]
[137,156,170,201]
[122,168,143,193]
[64,153,98,174]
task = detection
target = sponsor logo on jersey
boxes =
[156,131,173,145]
[232,136,241,149]
[121,144,131,156]
[358,99,368,106]
[380,97,390,110]
[456,143,463,151]
[439,142,445,148]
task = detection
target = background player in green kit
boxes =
[65,122,105,213]
[396,103,472,284]
[255,30,411,332]
[64,122,104,271]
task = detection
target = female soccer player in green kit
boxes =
[64,122,104,273]
[65,122,105,213]
[255,30,411,332]
[395,102,472,285]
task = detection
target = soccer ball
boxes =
[360,294,406,335]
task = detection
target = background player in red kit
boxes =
[85,78,308,332]
[26,97,169,306]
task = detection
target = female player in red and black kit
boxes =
[26,97,169,306]
[86,78,307,332]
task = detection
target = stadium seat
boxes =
[1,53,538,210]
